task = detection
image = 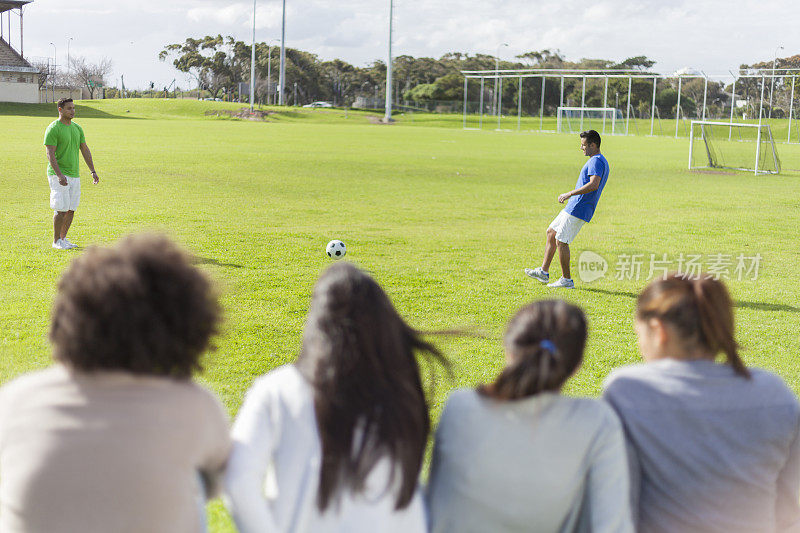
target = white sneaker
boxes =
[547,277,575,289]
[61,238,77,249]
[52,239,67,250]
[524,267,549,283]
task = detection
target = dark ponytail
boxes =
[637,274,749,378]
[480,300,587,401]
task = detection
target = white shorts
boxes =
[48,174,81,212]
[548,209,585,244]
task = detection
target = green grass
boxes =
[3,98,800,531]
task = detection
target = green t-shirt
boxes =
[44,120,85,177]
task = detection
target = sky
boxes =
[9,0,800,90]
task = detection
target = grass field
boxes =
[2,98,800,531]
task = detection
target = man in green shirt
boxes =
[44,98,100,250]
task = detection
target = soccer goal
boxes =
[689,121,781,175]
[556,107,625,135]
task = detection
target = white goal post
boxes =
[689,121,781,175]
[556,107,624,135]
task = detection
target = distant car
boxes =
[302,101,333,108]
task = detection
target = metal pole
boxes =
[539,75,545,131]
[463,76,468,129]
[650,77,656,136]
[250,0,256,112]
[267,46,272,105]
[479,77,484,129]
[626,76,631,135]
[729,76,736,140]
[769,46,783,119]
[493,59,499,117]
[384,0,393,122]
[517,76,522,131]
[497,77,503,129]
[789,75,796,143]
[675,76,682,139]
[560,75,564,108]
[701,75,708,121]
[602,75,608,133]
[49,42,56,102]
[278,0,286,105]
[580,76,585,130]
[688,121,694,169]
[756,75,765,174]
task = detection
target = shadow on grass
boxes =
[580,286,639,299]
[194,256,244,269]
[580,285,800,313]
[0,102,138,119]
[734,300,800,313]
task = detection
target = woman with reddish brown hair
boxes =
[604,274,800,533]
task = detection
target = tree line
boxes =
[159,36,799,118]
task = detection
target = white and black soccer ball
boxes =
[326,239,346,259]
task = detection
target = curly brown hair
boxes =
[49,234,221,378]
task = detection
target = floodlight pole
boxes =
[602,76,608,133]
[493,43,508,118]
[675,76,682,139]
[580,76,585,130]
[278,0,286,105]
[701,74,708,121]
[729,72,736,141]
[49,42,56,102]
[650,77,656,136]
[249,0,256,112]
[384,0,393,122]
[539,75,545,131]
[478,77,484,129]
[462,76,468,128]
[768,45,783,119]
[756,74,765,175]
[516,76,522,131]
[626,76,631,135]
[497,78,503,129]
[789,75,796,143]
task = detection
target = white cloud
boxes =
[14,0,800,89]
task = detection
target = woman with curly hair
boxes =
[0,234,230,533]
[603,274,800,532]
[225,262,445,533]
[427,300,633,533]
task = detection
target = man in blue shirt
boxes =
[525,130,610,288]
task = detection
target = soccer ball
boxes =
[326,240,346,259]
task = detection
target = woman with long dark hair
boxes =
[427,300,633,533]
[225,262,444,533]
[603,274,800,532]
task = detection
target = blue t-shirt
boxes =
[564,154,610,223]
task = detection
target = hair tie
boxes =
[540,340,557,354]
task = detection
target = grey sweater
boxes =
[603,359,800,533]
[426,389,634,533]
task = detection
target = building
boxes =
[0,1,38,103]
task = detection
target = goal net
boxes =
[556,107,625,135]
[689,121,780,174]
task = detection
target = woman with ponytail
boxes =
[603,274,800,532]
[427,300,633,533]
